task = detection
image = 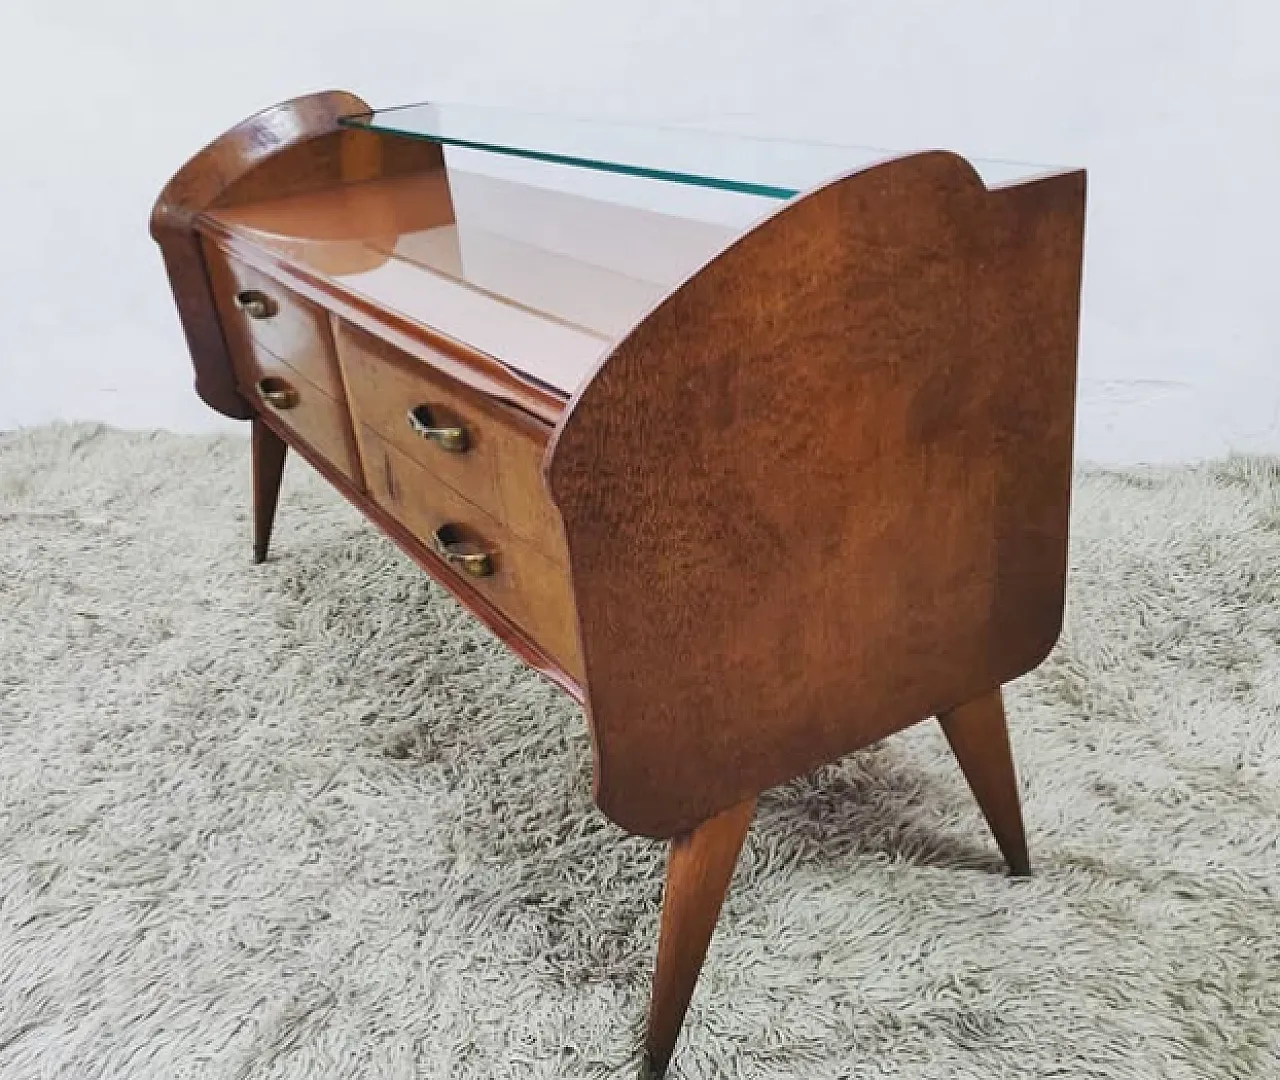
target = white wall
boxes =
[2,1,1277,462]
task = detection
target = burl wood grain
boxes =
[150,90,443,419]
[334,321,567,563]
[362,426,584,681]
[548,152,1087,839]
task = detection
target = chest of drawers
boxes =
[152,90,1087,1072]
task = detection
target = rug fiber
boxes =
[1,424,1277,1078]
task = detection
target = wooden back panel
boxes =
[547,152,1087,838]
[150,90,444,419]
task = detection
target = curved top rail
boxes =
[151,90,444,419]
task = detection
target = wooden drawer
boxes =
[246,351,362,486]
[334,321,566,564]
[202,241,362,486]
[204,246,344,399]
[362,425,582,679]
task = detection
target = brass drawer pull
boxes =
[235,289,279,320]
[432,525,494,578]
[408,405,468,453]
[257,376,299,411]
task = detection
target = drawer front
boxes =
[335,321,566,564]
[205,246,344,399]
[248,352,362,486]
[363,425,582,679]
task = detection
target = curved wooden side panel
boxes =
[547,152,1087,839]
[150,90,444,418]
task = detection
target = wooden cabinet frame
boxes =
[153,91,1086,1073]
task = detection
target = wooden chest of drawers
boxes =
[151,90,1087,1073]
[205,247,362,486]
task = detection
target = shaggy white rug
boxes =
[1,424,1277,1080]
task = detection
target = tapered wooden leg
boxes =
[938,687,1031,877]
[252,416,288,564]
[647,797,756,1076]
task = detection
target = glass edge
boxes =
[336,108,1074,196]
[337,113,798,200]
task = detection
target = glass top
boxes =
[213,165,738,397]
[340,101,1063,198]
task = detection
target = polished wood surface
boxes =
[212,254,345,399]
[335,321,566,559]
[547,152,1087,839]
[153,91,1088,1071]
[204,223,569,426]
[252,418,288,564]
[254,407,585,701]
[151,90,444,420]
[206,230,585,690]
[245,348,362,487]
[208,168,736,395]
[206,246,363,488]
[362,426,583,681]
[648,798,756,1076]
[938,688,1031,876]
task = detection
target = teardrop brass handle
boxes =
[236,290,278,320]
[407,405,468,453]
[432,525,494,578]
[257,376,299,411]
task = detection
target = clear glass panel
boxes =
[212,163,738,394]
[341,101,1063,197]
[217,105,1068,397]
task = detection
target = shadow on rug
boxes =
[1,424,1277,1079]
